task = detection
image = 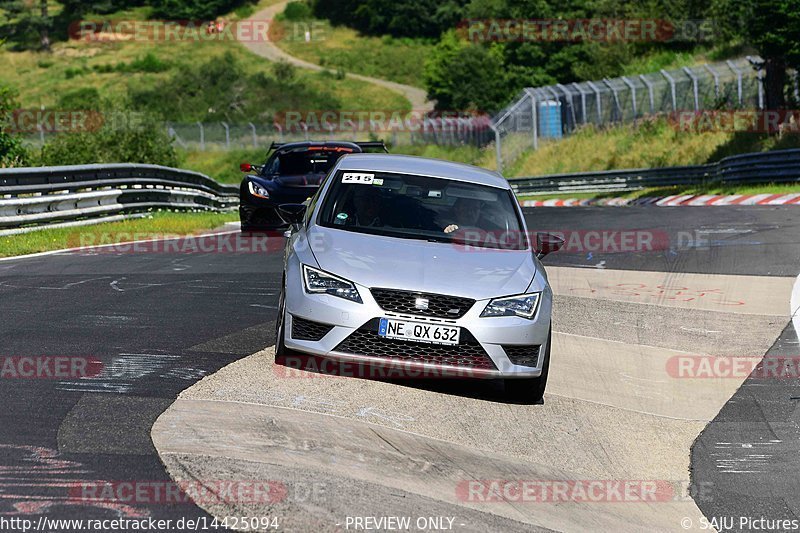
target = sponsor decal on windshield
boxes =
[342,173,375,184]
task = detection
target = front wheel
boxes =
[275,282,288,358]
[504,327,551,404]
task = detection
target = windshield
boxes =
[264,149,349,176]
[318,171,527,250]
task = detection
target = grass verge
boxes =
[275,15,431,88]
[0,211,238,258]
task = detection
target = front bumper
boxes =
[283,269,552,378]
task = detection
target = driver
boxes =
[443,197,482,234]
[351,186,384,227]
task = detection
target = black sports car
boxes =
[239,140,388,231]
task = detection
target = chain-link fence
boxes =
[165,117,494,151]
[490,56,779,173]
[22,116,494,151]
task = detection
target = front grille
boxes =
[291,316,334,341]
[370,288,475,319]
[503,345,540,367]
[335,321,496,370]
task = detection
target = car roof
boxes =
[335,154,508,188]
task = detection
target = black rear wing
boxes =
[268,141,388,153]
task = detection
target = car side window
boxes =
[262,155,279,176]
[304,170,332,227]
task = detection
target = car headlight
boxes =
[481,293,541,319]
[247,181,269,199]
[302,265,362,303]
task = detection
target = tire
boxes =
[275,281,288,358]
[504,327,551,404]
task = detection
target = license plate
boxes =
[378,318,460,346]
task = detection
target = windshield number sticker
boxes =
[342,173,375,184]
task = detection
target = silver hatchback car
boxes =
[275,154,563,402]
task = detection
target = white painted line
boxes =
[0,229,241,263]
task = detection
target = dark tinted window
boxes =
[318,171,527,250]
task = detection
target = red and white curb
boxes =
[520,193,800,207]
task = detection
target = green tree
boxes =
[712,0,799,111]
[424,30,510,113]
[0,0,52,51]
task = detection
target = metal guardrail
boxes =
[0,163,239,233]
[509,148,800,196]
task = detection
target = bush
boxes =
[0,86,29,167]
[273,60,296,83]
[39,111,179,167]
[283,1,313,21]
[149,0,257,20]
[124,52,171,73]
[58,88,103,110]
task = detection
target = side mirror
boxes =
[278,203,307,225]
[240,162,253,173]
[536,232,564,259]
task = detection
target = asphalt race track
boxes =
[0,206,798,532]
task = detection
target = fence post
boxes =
[704,64,720,100]
[602,79,621,122]
[196,122,205,151]
[273,122,284,142]
[748,56,765,110]
[660,69,677,111]
[525,89,538,150]
[221,122,230,150]
[682,67,700,111]
[572,83,588,125]
[302,122,309,140]
[794,71,800,103]
[639,75,655,114]
[726,60,743,107]
[490,123,502,174]
[586,81,603,123]
[621,76,637,121]
[249,122,257,148]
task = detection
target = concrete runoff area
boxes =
[152,266,795,531]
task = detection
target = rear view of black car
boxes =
[239,141,388,231]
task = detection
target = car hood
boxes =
[308,226,536,300]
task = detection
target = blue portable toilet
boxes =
[538,100,563,139]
